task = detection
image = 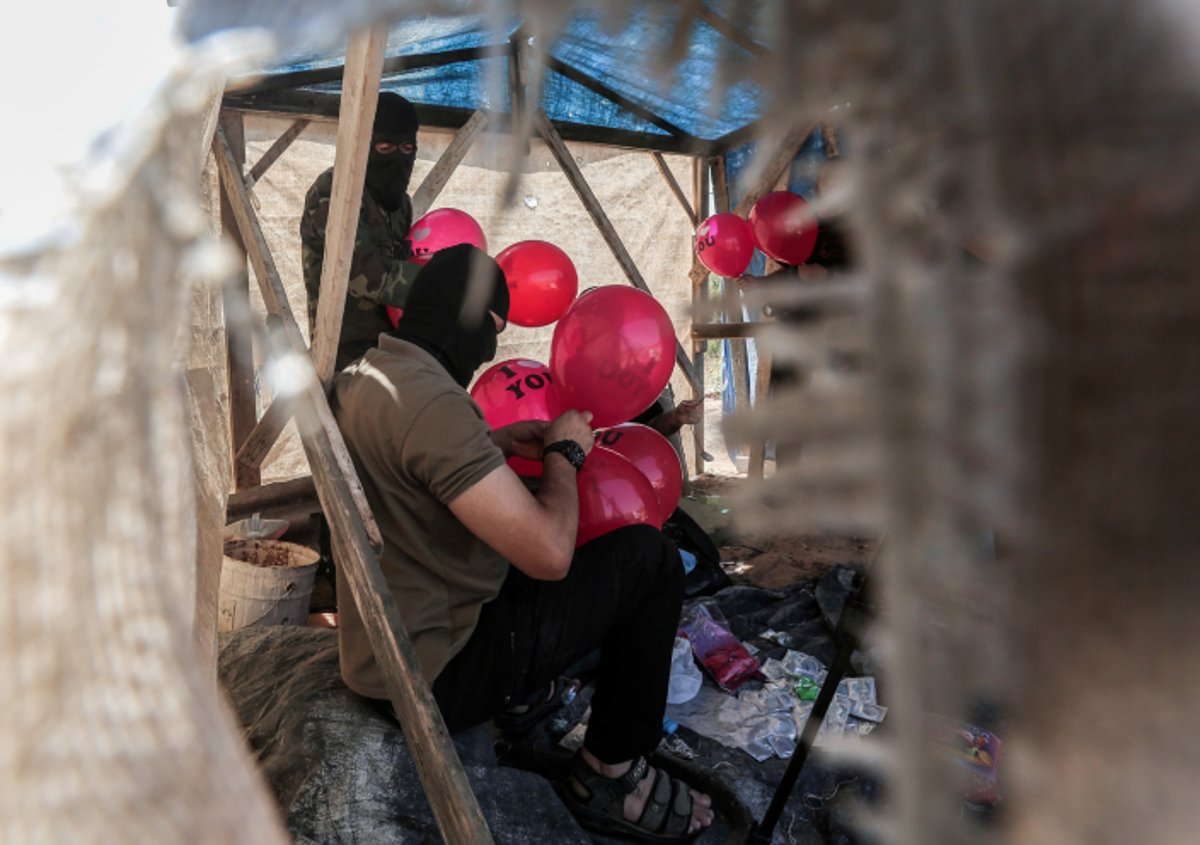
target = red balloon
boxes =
[385,305,403,328]
[408,208,487,265]
[748,191,818,265]
[470,358,563,477]
[594,423,683,527]
[576,447,659,546]
[695,213,755,278]
[549,287,676,429]
[496,240,579,327]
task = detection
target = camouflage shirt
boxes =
[300,167,421,372]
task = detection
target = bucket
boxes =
[218,539,321,633]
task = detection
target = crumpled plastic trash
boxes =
[679,604,760,692]
[667,636,703,704]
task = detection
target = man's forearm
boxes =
[535,454,581,553]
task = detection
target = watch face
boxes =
[546,440,585,469]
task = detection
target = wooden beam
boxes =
[224,94,720,155]
[547,57,694,142]
[245,118,310,190]
[410,110,489,220]
[535,110,701,395]
[311,27,388,387]
[234,394,294,471]
[232,44,508,96]
[213,120,495,845]
[692,321,761,339]
[227,475,317,521]
[217,110,260,491]
[654,152,697,226]
[747,349,773,480]
[695,6,768,57]
[690,156,708,477]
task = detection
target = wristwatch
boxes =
[542,439,587,471]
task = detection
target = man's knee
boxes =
[607,524,683,589]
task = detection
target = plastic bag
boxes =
[666,636,703,704]
[679,604,760,692]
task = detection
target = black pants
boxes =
[430,524,684,766]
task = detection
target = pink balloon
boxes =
[594,423,683,527]
[408,208,488,265]
[496,240,579,327]
[695,213,755,278]
[576,446,659,546]
[385,305,403,328]
[470,358,563,477]
[748,191,818,265]
[549,287,676,429]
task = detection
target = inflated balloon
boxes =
[496,240,579,327]
[470,358,563,477]
[694,213,755,278]
[549,287,675,429]
[408,208,488,265]
[594,423,683,527]
[748,191,819,265]
[385,305,403,328]
[576,446,659,546]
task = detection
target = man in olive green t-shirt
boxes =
[332,245,713,842]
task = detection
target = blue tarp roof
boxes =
[225,7,765,151]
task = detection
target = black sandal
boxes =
[495,677,574,736]
[561,751,699,844]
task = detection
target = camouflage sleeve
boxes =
[301,171,417,311]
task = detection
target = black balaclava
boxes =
[365,91,419,212]
[393,244,510,387]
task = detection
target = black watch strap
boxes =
[542,439,587,471]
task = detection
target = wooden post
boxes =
[311,26,388,387]
[245,118,310,190]
[410,110,489,219]
[217,109,261,491]
[747,349,773,480]
[534,111,701,395]
[691,156,708,477]
[213,125,495,845]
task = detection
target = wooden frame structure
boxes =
[212,21,818,843]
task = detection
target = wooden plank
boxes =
[234,394,294,471]
[214,122,495,845]
[217,110,260,491]
[410,110,489,219]
[695,6,768,57]
[693,321,761,339]
[747,349,773,480]
[654,152,697,226]
[227,475,317,521]
[535,110,701,395]
[311,27,388,387]
[224,94,719,155]
[246,118,310,189]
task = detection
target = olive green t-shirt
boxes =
[331,336,508,698]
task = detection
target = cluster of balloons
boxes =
[694,190,819,278]
[402,205,684,546]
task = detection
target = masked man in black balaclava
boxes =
[331,244,715,842]
[300,91,424,372]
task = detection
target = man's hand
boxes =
[491,419,549,460]
[545,410,595,456]
[651,399,702,437]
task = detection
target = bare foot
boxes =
[580,748,714,835]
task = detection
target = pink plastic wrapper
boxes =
[679,605,761,692]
